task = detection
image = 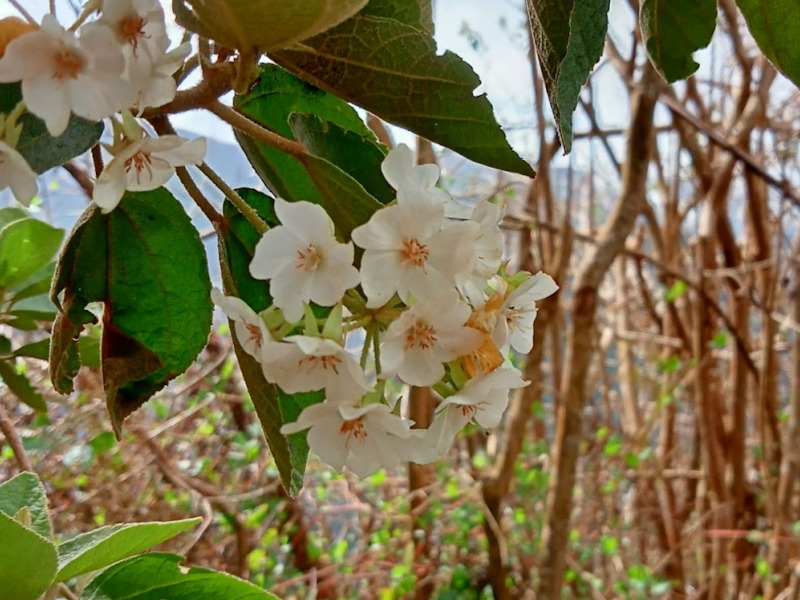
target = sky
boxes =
[0,0,625,157]
[0,0,737,190]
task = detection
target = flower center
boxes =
[340,416,367,445]
[125,151,154,184]
[296,244,323,271]
[460,405,477,418]
[245,323,263,349]
[299,354,342,375]
[404,319,437,350]
[506,306,537,332]
[118,15,147,52]
[400,238,429,268]
[52,48,85,81]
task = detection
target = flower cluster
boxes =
[213,144,558,477]
[0,2,204,211]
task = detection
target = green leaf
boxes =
[526,0,610,152]
[0,217,64,287]
[0,206,27,229]
[271,13,533,175]
[736,0,800,89]
[289,113,393,204]
[0,472,52,540]
[234,64,377,204]
[79,553,279,599]
[665,280,688,302]
[55,518,200,583]
[50,189,212,434]
[640,0,717,82]
[173,0,368,51]
[9,294,58,321]
[8,262,56,304]
[13,338,50,361]
[0,83,103,174]
[220,189,277,312]
[0,360,46,412]
[361,0,434,34]
[232,336,314,497]
[299,152,385,240]
[0,511,57,600]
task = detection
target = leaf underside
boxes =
[526,0,610,153]
[271,8,533,175]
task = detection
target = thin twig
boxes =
[197,161,269,234]
[8,0,36,24]
[205,100,308,160]
[62,161,93,197]
[58,583,78,600]
[91,144,103,178]
[174,166,223,225]
[0,400,34,472]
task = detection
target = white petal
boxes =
[0,30,56,81]
[510,272,559,303]
[269,270,312,323]
[149,136,206,166]
[308,424,348,471]
[351,205,404,251]
[428,220,481,277]
[274,198,333,242]
[0,142,37,204]
[360,250,402,308]
[23,75,71,137]
[380,143,414,190]
[249,227,301,279]
[399,348,443,387]
[474,400,509,429]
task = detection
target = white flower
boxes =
[260,335,370,404]
[0,141,36,205]
[399,429,444,465]
[381,143,451,207]
[210,288,271,362]
[494,272,558,354]
[0,15,131,136]
[380,290,482,386]
[351,202,479,308]
[429,367,529,454]
[93,133,206,213]
[250,198,360,323]
[281,402,414,477]
[95,0,188,110]
[456,199,505,301]
[97,0,169,57]
[128,42,190,110]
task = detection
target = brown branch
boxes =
[132,428,250,579]
[538,62,659,599]
[61,161,94,197]
[141,64,234,118]
[174,166,224,225]
[205,101,307,160]
[505,214,759,377]
[0,400,33,472]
